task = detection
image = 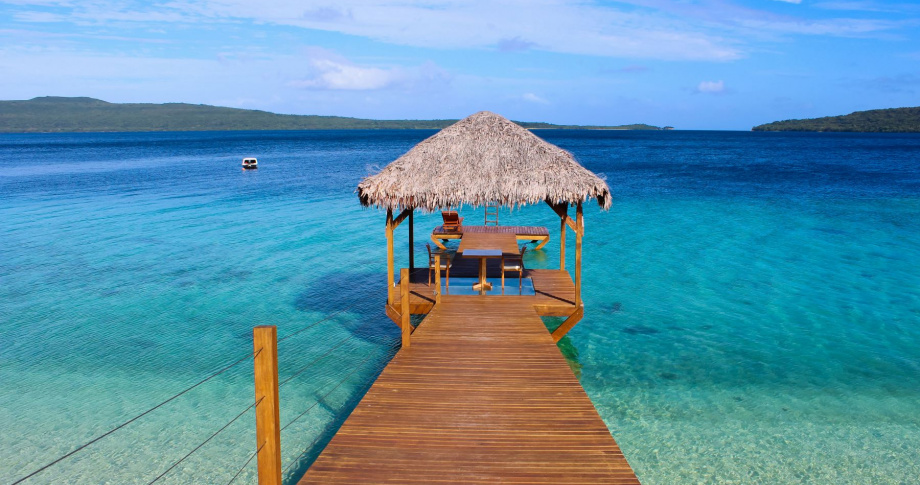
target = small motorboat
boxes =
[242,157,258,169]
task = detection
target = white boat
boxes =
[242,157,258,169]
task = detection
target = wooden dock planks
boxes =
[299,297,639,484]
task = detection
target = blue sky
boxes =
[1,0,918,129]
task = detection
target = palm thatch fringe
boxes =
[357,111,611,212]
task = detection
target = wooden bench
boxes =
[431,225,550,250]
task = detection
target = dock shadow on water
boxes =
[293,270,396,343]
[541,317,583,377]
[284,270,401,483]
[280,357,390,485]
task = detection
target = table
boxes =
[462,249,503,293]
[458,233,520,295]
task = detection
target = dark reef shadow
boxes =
[622,325,659,335]
[293,269,398,344]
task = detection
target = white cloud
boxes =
[1,1,78,5]
[290,57,402,90]
[0,47,228,100]
[247,1,743,61]
[614,0,908,39]
[739,17,901,37]
[811,0,920,10]
[696,80,726,93]
[3,0,915,67]
[497,37,538,53]
[11,0,742,61]
[12,11,67,22]
[287,48,449,91]
[522,93,549,104]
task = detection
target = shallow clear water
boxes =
[2,130,919,484]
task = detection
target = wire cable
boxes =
[11,349,260,485]
[225,441,263,485]
[280,351,380,433]
[282,434,323,477]
[147,397,262,484]
[281,350,391,476]
[278,334,354,389]
[277,307,355,343]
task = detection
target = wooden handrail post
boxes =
[408,211,415,271]
[400,268,411,348]
[559,207,567,271]
[434,254,441,304]
[253,326,281,485]
[575,202,583,308]
[386,209,395,306]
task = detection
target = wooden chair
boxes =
[441,210,464,232]
[427,243,451,290]
[501,246,527,293]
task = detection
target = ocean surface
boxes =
[2,129,919,484]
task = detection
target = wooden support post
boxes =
[559,208,567,271]
[386,209,394,306]
[385,303,400,327]
[575,202,583,308]
[392,208,412,228]
[434,254,441,304]
[430,234,449,250]
[400,268,411,348]
[551,306,584,343]
[253,326,281,485]
[408,211,415,271]
[547,200,576,230]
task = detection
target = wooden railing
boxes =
[253,326,282,485]
[252,283,418,484]
[400,268,411,348]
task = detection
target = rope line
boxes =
[278,334,355,389]
[280,351,381,433]
[277,307,355,343]
[12,349,261,485]
[147,397,263,484]
[226,441,263,485]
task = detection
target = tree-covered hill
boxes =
[752,107,920,133]
[0,97,660,133]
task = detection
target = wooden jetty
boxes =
[297,226,639,483]
[299,297,638,484]
[287,111,636,483]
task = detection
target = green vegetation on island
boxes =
[0,97,661,133]
[753,107,920,133]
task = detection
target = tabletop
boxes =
[458,232,520,254]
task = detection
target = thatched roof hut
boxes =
[357,111,611,212]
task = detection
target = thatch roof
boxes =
[357,111,611,212]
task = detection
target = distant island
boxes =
[0,97,661,133]
[753,107,920,133]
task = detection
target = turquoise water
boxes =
[2,130,919,484]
